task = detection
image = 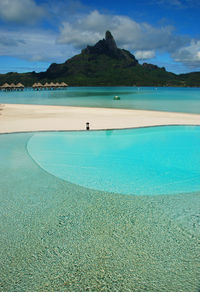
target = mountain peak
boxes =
[82,31,138,65]
[105,30,117,51]
[82,31,118,55]
[105,30,113,40]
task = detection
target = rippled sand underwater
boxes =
[0,133,199,291]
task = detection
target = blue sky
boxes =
[0,0,199,74]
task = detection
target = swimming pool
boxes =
[0,127,200,291]
[27,126,200,196]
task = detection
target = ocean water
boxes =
[27,126,200,196]
[0,130,200,291]
[0,86,200,114]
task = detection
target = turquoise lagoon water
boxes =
[27,126,200,196]
[1,86,200,113]
[1,127,200,291]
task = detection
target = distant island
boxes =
[0,31,199,87]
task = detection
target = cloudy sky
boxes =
[0,0,199,74]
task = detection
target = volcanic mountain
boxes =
[0,31,199,86]
[39,30,176,86]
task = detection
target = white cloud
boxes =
[135,50,155,60]
[0,29,77,63]
[0,0,45,24]
[57,9,200,69]
[57,10,188,55]
[0,6,199,72]
[172,40,200,67]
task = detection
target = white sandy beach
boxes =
[0,103,200,133]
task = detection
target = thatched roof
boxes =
[32,83,38,88]
[16,83,24,88]
[32,82,43,87]
[10,83,16,88]
[60,82,68,87]
[1,83,11,88]
[37,82,43,87]
[32,82,68,88]
[44,82,50,87]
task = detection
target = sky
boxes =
[0,0,200,74]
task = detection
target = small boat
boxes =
[113,95,120,100]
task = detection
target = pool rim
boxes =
[1,123,200,136]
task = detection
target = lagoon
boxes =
[1,86,200,114]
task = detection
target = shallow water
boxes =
[1,86,200,114]
[27,126,200,196]
[0,132,200,291]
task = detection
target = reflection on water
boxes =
[0,86,200,113]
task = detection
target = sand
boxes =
[0,103,200,133]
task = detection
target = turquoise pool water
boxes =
[0,86,200,113]
[0,130,200,291]
[27,126,200,196]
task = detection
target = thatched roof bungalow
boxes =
[1,83,11,90]
[16,83,24,88]
[37,82,43,88]
[32,83,38,88]
[49,82,56,88]
[32,82,44,90]
[55,82,60,87]
[32,81,69,90]
[44,82,50,88]
[15,83,25,90]
[10,83,16,89]
[60,82,68,87]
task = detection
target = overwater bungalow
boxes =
[0,83,11,91]
[55,82,61,88]
[43,82,50,90]
[37,82,43,89]
[32,83,38,89]
[32,82,44,90]
[0,82,25,91]
[16,83,24,91]
[49,82,56,89]
[10,83,16,90]
[60,82,68,87]
[32,81,69,90]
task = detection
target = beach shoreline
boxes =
[0,103,200,134]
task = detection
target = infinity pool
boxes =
[28,126,200,196]
[0,127,200,291]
